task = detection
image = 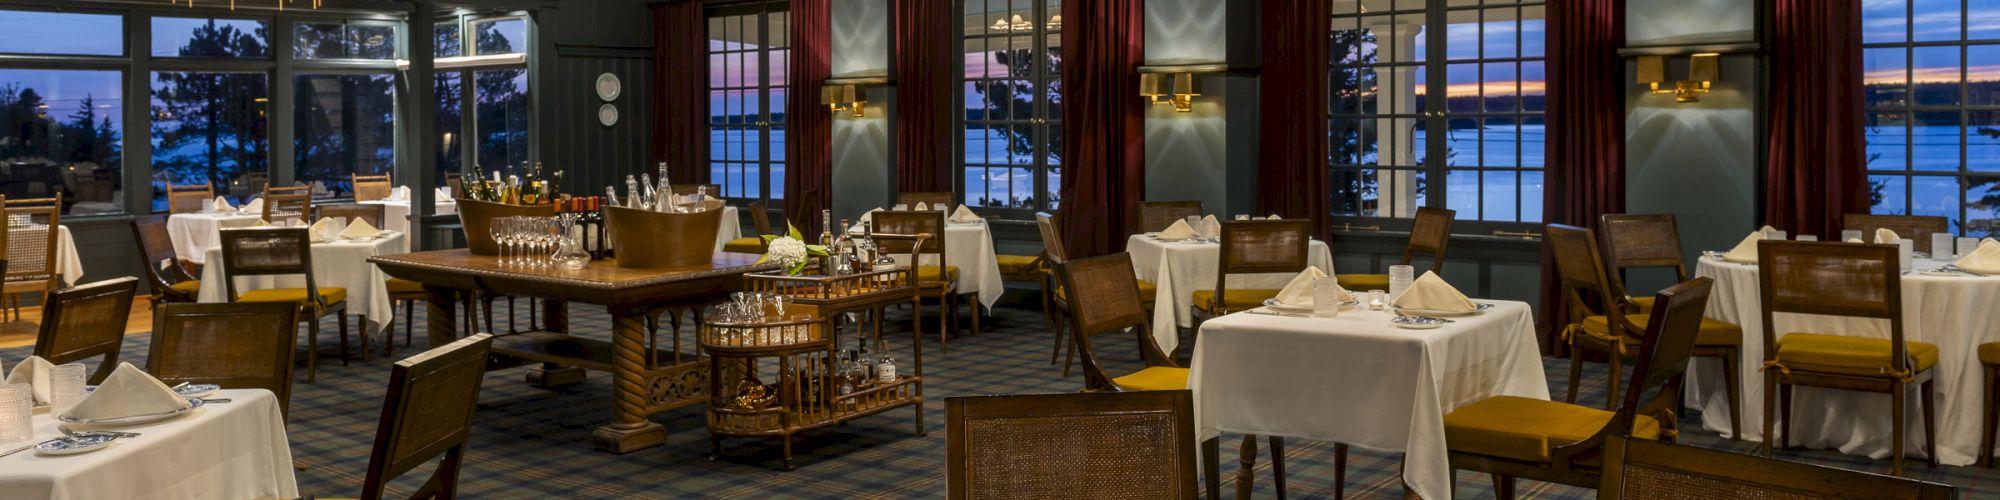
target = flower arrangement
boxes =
[756,223,829,275]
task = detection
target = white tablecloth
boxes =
[0,389,299,500]
[165,212,264,265]
[879,221,1003,309]
[7,225,81,287]
[198,232,405,335]
[713,206,742,253]
[1128,235,1336,353]
[1689,256,2000,465]
[358,199,457,252]
[1192,301,1547,500]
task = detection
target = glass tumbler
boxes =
[49,363,86,417]
[1841,229,1863,243]
[1312,277,1343,318]
[0,383,30,443]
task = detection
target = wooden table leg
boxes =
[1236,434,1258,499]
[1202,437,1221,500]
[527,299,585,388]
[424,286,459,348]
[592,307,665,453]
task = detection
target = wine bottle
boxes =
[654,162,676,213]
[604,186,622,209]
[624,175,642,209]
[819,209,834,247]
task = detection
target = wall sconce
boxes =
[1169,73,1200,112]
[820,84,865,117]
[1636,53,1720,103]
[1139,73,1168,105]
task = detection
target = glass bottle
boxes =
[622,175,640,209]
[654,162,676,213]
[603,186,622,210]
[875,353,897,384]
[834,219,855,275]
[638,171,657,207]
[819,209,835,247]
[690,185,709,212]
[854,336,875,388]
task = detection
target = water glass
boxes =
[1311,277,1343,318]
[1932,233,1955,259]
[1184,215,1201,233]
[1367,290,1387,311]
[1795,235,1818,241]
[0,383,29,443]
[1234,214,1250,221]
[1769,230,1788,241]
[49,363,86,417]
[1387,265,1415,302]
[1897,239,1915,271]
[1961,237,1983,258]
[1841,229,1863,243]
[773,295,793,319]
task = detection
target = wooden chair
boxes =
[1039,212,1156,376]
[316,203,386,229]
[1982,342,2000,467]
[670,183,724,197]
[130,215,202,305]
[898,191,953,209]
[263,186,312,224]
[1844,213,1950,253]
[1139,201,1203,233]
[1548,224,1745,416]
[444,173,463,200]
[875,210,978,350]
[946,390,1199,499]
[355,333,493,500]
[1597,435,1955,499]
[3,195,62,321]
[721,200,772,254]
[1188,219,1313,334]
[147,302,300,417]
[219,227,351,383]
[166,182,214,214]
[1336,207,1454,291]
[31,277,139,385]
[1758,240,1937,475]
[1598,213,1746,440]
[351,174,392,202]
[1443,277,1714,498]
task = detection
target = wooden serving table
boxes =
[368,249,780,453]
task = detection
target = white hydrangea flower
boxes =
[767,236,808,267]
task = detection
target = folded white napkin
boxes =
[950,205,980,223]
[914,202,929,211]
[307,218,335,243]
[1201,215,1220,239]
[3,355,54,404]
[1957,239,2000,276]
[1267,214,1282,220]
[1723,231,1765,263]
[389,186,410,201]
[213,196,235,212]
[1274,268,1350,307]
[1760,225,1778,234]
[1845,237,1864,243]
[1157,219,1199,241]
[1392,271,1477,313]
[856,207,884,227]
[340,219,382,239]
[64,362,191,421]
[243,197,265,215]
[1875,228,1900,245]
[435,187,452,201]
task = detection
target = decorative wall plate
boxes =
[598,104,619,126]
[595,73,621,101]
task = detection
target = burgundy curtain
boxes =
[1258,0,1331,242]
[785,0,833,235]
[1056,0,1146,258]
[1766,0,1865,239]
[893,0,953,193]
[651,1,708,184]
[1538,0,1625,352]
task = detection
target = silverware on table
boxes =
[201,398,232,404]
[1245,309,1309,318]
[0,438,62,458]
[59,425,139,439]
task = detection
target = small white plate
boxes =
[1395,303,1493,317]
[87,383,217,399]
[1919,270,1963,277]
[35,434,117,456]
[59,398,205,427]
[1261,298,1358,314]
[1391,316,1448,329]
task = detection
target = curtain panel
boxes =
[1055,0,1146,258]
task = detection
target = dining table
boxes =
[197,231,406,335]
[1127,234,1336,354]
[1687,255,2000,465]
[165,211,265,265]
[359,198,457,252]
[6,224,82,287]
[1191,300,1547,500]
[0,389,298,500]
[867,219,1004,309]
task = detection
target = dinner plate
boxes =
[59,398,206,426]
[1395,303,1493,317]
[35,434,117,456]
[1261,298,1358,313]
[1391,316,1448,329]
[86,383,217,399]
[1919,269,1963,277]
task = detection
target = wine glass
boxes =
[491,217,509,266]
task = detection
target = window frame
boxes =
[1861,0,2000,237]
[433,12,531,187]
[954,0,1062,219]
[705,1,789,206]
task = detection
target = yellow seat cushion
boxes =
[1980,343,2000,366]
[721,237,765,254]
[385,278,422,294]
[167,280,201,295]
[1190,288,1281,312]
[1337,273,1391,292]
[1443,395,1662,462]
[1775,333,1938,378]
[916,265,961,288]
[1579,314,1743,347]
[1630,296,1656,313]
[237,287,347,306]
[1112,366,1190,391]
[995,254,1042,279]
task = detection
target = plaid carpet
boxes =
[8,300,1997,499]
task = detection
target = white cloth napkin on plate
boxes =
[242,197,264,215]
[1723,231,1765,263]
[1845,237,1865,243]
[213,196,234,213]
[1274,268,1349,307]
[4,355,54,404]
[1157,219,1199,241]
[1957,239,2000,276]
[1876,228,1901,245]
[65,362,191,421]
[1392,271,1477,313]
[1267,214,1282,220]
[950,205,980,223]
[435,187,452,201]
[340,219,382,239]
[307,218,335,243]
[1201,215,1220,239]
[914,202,929,211]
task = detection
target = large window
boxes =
[1329,0,1545,232]
[150,72,270,209]
[0,9,126,216]
[435,15,531,184]
[1863,0,2000,237]
[959,0,1061,214]
[707,2,788,202]
[294,74,395,198]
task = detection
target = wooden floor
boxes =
[0,300,153,349]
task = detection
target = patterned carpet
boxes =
[7,299,1997,499]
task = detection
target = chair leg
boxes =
[1202,438,1221,500]
[1605,349,1623,411]
[337,312,352,366]
[1268,436,1286,499]
[1567,340,1584,404]
[1984,366,1999,468]
[939,294,953,353]
[357,313,369,363]
[306,319,320,383]
[967,294,981,336]
[1493,474,1517,500]
[1333,443,1348,500]
[1780,383,1794,451]
[1722,349,1743,440]
[1049,308,1065,366]
[1922,379,1939,469]
[1762,373,1777,457]
[1892,381,1907,476]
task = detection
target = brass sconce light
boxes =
[1636,53,1720,103]
[1139,73,1168,105]
[820,84,866,117]
[1169,73,1199,112]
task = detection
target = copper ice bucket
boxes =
[457,199,554,256]
[604,205,724,269]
